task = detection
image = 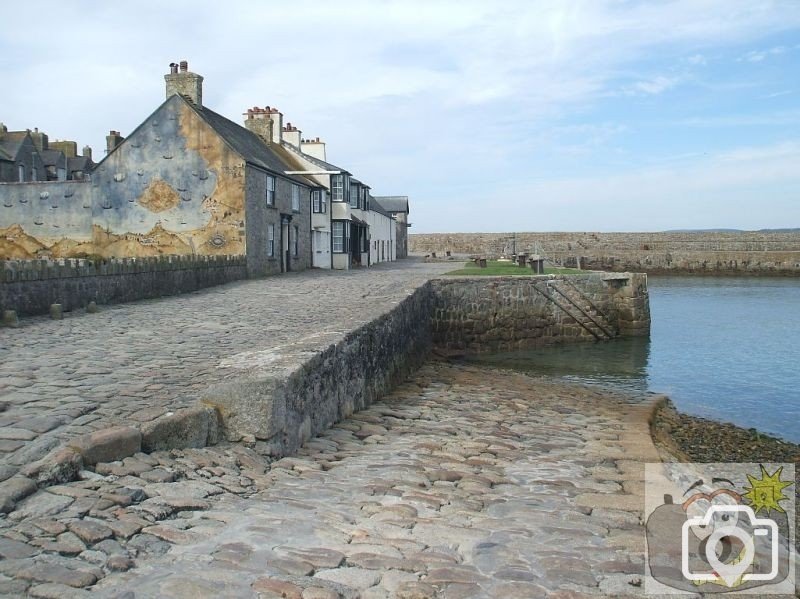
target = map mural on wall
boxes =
[0,95,246,260]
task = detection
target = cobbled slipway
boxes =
[0,261,663,597]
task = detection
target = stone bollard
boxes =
[86,301,98,314]
[2,310,19,328]
[50,304,63,320]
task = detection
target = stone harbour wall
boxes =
[410,231,800,275]
[202,281,435,456]
[1,254,248,317]
[431,273,650,353]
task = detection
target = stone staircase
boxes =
[540,279,617,341]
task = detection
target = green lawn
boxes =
[445,260,583,276]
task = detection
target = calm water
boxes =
[467,277,800,442]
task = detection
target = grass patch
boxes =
[445,260,583,276]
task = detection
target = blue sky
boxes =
[1,1,798,232]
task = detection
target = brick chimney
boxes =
[0,122,7,141]
[300,137,327,161]
[244,107,274,144]
[82,145,93,161]
[282,122,301,147]
[164,60,204,106]
[106,130,124,154]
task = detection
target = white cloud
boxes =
[1,0,799,232]
[687,54,707,65]
[415,140,800,232]
[741,45,787,62]
[627,75,682,95]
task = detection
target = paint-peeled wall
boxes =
[0,95,246,260]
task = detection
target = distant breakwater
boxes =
[410,231,800,276]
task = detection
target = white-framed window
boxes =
[333,221,344,253]
[266,175,275,206]
[331,174,344,201]
[17,165,25,182]
[293,225,299,256]
[332,221,350,253]
[267,223,275,256]
[350,183,359,209]
[312,189,327,213]
[291,184,301,212]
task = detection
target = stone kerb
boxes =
[2,405,224,513]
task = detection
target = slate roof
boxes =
[187,102,315,187]
[369,197,392,218]
[40,149,64,167]
[0,132,29,161]
[67,156,92,173]
[373,196,409,214]
[280,140,350,174]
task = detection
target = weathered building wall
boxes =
[410,231,800,275]
[431,273,650,353]
[1,255,247,316]
[0,95,247,261]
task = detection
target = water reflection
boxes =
[464,337,651,396]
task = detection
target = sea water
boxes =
[466,276,800,442]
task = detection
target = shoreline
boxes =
[650,397,800,464]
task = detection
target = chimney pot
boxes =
[180,60,188,72]
[169,62,178,74]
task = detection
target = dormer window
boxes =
[350,183,360,209]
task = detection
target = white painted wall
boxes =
[367,206,396,265]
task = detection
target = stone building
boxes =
[0,61,318,277]
[0,60,406,275]
[0,124,93,183]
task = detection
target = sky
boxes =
[1,1,799,233]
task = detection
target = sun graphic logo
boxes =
[742,465,793,515]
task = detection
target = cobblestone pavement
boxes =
[0,260,453,477]
[0,361,661,598]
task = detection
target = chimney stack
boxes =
[82,145,93,161]
[165,60,204,106]
[282,122,301,147]
[106,130,124,154]
[30,128,49,152]
[300,136,327,161]
[243,107,274,145]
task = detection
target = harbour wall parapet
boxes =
[410,231,800,275]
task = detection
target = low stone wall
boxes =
[1,255,248,317]
[410,231,800,275]
[431,273,650,353]
[203,281,435,456]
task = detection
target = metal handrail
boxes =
[548,282,615,339]
[531,282,603,341]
